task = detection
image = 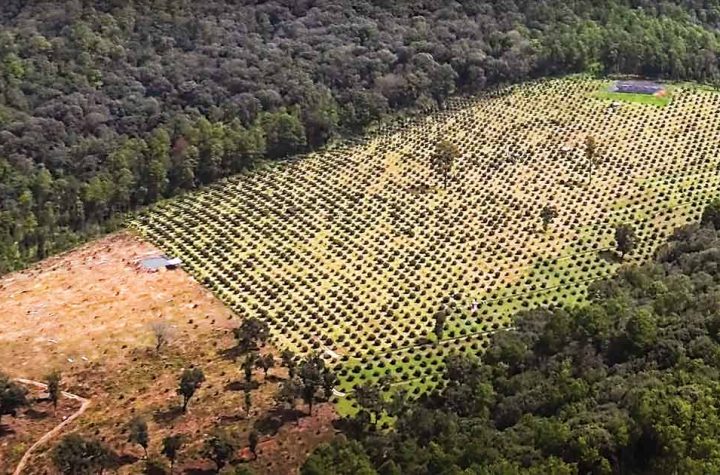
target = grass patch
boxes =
[593,90,671,107]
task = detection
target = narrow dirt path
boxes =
[12,378,91,475]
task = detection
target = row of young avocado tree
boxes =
[134,78,720,399]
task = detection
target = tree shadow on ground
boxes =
[264,374,284,384]
[24,408,49,420]
[224,380,260,392]
[599,250,623,264]
[153,406,184,424]
[218,343,259,362]
[0,424,15,437]
[254,407,306,436]
[218,345,244,361]
[218,413,246,424]
[107,452,138,470]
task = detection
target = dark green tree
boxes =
[299,353,326,416]
[233,318,270,352]
[585,135,600,184]
[261,110,307,159]
[431,140,460,189]
[614,223,637,258]
[281,350,297,379]
[129,416,149,458]
[625,309,657,353]
[275,377,300,413]
[433,309,447,343]
[540,205,558,232]
[322,370,338,400]
[177,368,205,413]
[161,435,184,473]
[0,373,27,425]
[701,198,720,229]
[302,438,377,475]
[243,352,258,383]
[46,370,61,414]
[354,381,385,430]
[203,432,235,471]
[52,434,112,475]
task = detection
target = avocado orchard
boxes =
[133,78,720,407]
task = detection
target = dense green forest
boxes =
[2,0,720,272]
[303,209,720,474]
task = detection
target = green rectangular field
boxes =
[593,90,672,106]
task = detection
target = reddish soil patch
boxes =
[0,232,337,474]
[0,385,81,474]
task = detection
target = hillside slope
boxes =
[134,78,720,401]
[2,0,720,272]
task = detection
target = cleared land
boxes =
[0,233,335,474]
[133,77,720,411]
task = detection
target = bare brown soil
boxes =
[0,232,336,474]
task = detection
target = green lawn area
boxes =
[593,90,671,107]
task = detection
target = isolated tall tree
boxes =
[431,140,460,188]
[0,373,28,425]
[248,431,259,460]
[129,416,149,458]
[615,223,637,258]
[433,309,447,343]
[281,350,297,379]
[234,317,270,352]
[203,432,235,471]
[162,435,184,473]
[150,321,174,353]
[242,352,258,383]
[585,135,601,184]
[46,370,61,414]
[177,368,204,412]
[299,353,326,416]
[540,205,559,232]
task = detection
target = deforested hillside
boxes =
[2,0,720,273]
[134,77,720,404]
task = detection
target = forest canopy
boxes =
[303,216,720,474]
[2,0,720,272]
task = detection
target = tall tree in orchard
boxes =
[615,223,637,258]
[585,135,601,185]
[431,140,460,189]
[540,205,558,232]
